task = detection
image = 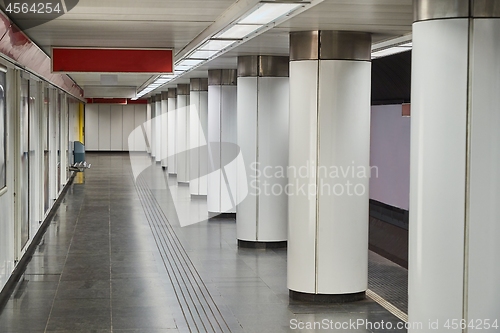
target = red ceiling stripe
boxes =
[53,48,174,73]
[86,98,147,105]
[127,99,148,105]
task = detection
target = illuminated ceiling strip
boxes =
[137,0,317,98]
[371,34,412,59]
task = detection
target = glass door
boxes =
[43,87,50,214]
[29,80,40,235]
[19,77,30,249]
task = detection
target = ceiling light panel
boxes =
[199,40,237,51]
[175,65,193,71]
[216,24,263,39]
[189,50,219,59]
[178,59,205,67]
[238,3,303,25]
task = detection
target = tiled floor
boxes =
[0,152,408,332]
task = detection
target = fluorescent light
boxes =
[189,50,219,59]
[178,59,204,67]
[238,3,302,25]
[175,65,193,71]
[372,46,411,59]
[216,24,262,39]
[199,39,237,51]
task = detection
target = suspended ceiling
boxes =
[17,0,413,97]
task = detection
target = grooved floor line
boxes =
[134,174,232,333]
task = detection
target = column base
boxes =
[177,182,189,186]
[289,290,365,303]
[208,212,236,219]
[238,240,287,249]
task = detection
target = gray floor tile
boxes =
[0,153,409,333]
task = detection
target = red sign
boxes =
[53,48,174,73]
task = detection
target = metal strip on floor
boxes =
[134,174,232,333]
[367,251,409,323]
[366,289,408,323]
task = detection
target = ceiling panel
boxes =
[278,0,413,34]
[25,20,213,53]
[8,0,414,97]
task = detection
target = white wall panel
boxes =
[155,100,162,162]
[409,19,468,330]
[177,95,190,183]
[317,60,370,294]
[190,91,209,196]
[98,105,111,151]
[150,102,156,157]
[199,92,209,196]
[134,105,147,152]
[122,105,135,151]
[85,104,99,151]
[161,99,168,167]
[467,18,500,328]
[190,92,200,191]
[146,103,151,153]
[110,105,123,151]
[168,98,177,173]
[207,86,221,213]
[257,77,289,241]
[236,78,258,241]
[207,85,238,214]
[287,61,319,294]
[220,86,237,213]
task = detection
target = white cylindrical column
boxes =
[176,84,190,184]
[189,78,209,196]
[149,97,156,158]
[288,31,372,302]
[161,91,169,168]
[409,1,500,331]
[154,94,162,163]
[207,69,237,215]
[167,88,177,175]
[146,98,152,154]
[236,55,289,248]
